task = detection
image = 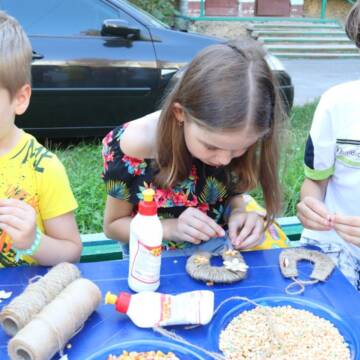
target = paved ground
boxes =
[282,59,360,106]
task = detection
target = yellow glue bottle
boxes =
[128,188,163,292]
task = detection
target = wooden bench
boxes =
[80,233,123,263]
[276,216,303,242]
[80,216,304,263]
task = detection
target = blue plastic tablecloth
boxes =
[1,248,360,359]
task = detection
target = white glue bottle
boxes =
[105,290,215,328]
[128,188,163,292]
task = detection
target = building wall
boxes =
[188,0,305,17]
[304,0,351,23]
[188,0,201,15]
[290,0,304,17]
[240,1,255,17]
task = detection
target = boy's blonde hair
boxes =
[0,11,32,99]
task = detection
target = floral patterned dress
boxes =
[102,124,236,250]
[102,124,290,251]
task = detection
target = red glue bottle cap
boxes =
[116,292,132,313]
[138,189,157,216]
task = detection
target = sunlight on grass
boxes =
[281,101,318,216]
[53,141,105,234]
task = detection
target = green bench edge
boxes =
[80,216,304,263]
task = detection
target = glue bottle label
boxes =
[156,291,210,326]
[130,239,162,284]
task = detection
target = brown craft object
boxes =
[186,250,248,284]
[279,248,335,282]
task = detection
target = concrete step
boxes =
[248,19,356,59]
[265,44,359,53]
[248,22,340,30]
[259,36,351,44]
[273,52,360,59]
[252,29,347,37]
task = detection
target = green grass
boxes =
[53,101,318,234]
[281,101,318,216]
[53,141,105,234]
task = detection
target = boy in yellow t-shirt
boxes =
[0,11,82,267]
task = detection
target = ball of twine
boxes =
[8,278,101,360]
[0,262,80,336]
[186,250,248,284]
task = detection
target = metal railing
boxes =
[321,0,327,18]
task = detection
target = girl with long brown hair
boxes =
[102,39,287,254]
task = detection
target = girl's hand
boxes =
[0,199,36,250]
[297,196,334,231]
[170,207,225,244]
[228,211,264,249]
[334,214,360,247]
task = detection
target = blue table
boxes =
[1,249,360,360]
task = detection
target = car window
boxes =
[120,0,169,29]
[0,0,121,36]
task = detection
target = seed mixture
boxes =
[219,305,351,360]
[107,351,180,360]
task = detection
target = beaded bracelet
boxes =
[14,227,43,261]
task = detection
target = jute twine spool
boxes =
[0,262,80,336]
[8,278,101,360]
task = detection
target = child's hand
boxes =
[0,199,36,250]
[334,214,360,247]
[173,207,225,244]
[297,196,334,231]
[228,211,264,249]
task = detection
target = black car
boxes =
[0,0,294,138]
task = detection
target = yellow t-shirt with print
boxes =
[0,131,77,267]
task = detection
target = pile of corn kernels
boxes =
[219,305,351,360]
[107,351,180,360]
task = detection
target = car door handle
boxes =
[32,51,44,60]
